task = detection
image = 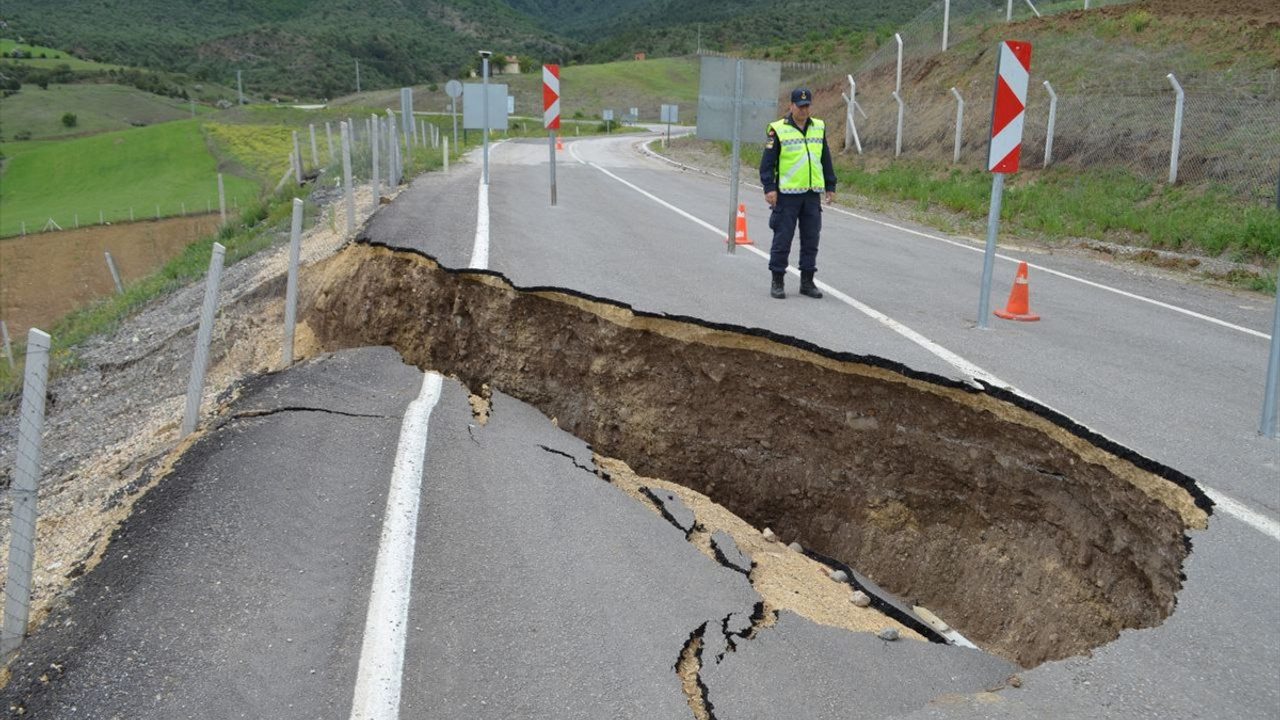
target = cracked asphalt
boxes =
[1,346,1012,717]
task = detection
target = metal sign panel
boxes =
[988,40,1032,173]
[543,64,561,130]
[445,80,463,98]
[602,109,614,121]
[508,96,515,114]
[696,56,781,144]
[462,83,509,130]
[661,104,679,123]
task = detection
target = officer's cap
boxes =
[791,88,812,106]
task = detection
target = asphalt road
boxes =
[367,130,1279,718]
[4,130,1278,719]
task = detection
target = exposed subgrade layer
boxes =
[300,241,1212,668]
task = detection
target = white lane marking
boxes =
[470,172,490,269]
[640,138,1270,341]
[581,151,1280,542]
[580,157,1013,392]
[350,372,444,720]
[1202,486,1280,542]
[822,208,1270,340]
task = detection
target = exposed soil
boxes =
[299,242,1210,668]
[0,215,222,338]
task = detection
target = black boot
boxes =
[800,271,823,299]
[770,271,786,299]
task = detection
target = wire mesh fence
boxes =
[843,0,1280,206]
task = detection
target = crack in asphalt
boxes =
[231,407,390,420]
[537,445,595,473]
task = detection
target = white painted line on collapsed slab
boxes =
[581,150,1280,543]
[470,172,490,270]
[349,372,444,720]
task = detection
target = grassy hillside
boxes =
[0,0,572,99]
[0,39,119,70]
[0,83,206,142]
[0,120,259,237]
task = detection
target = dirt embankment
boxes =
[299,242,1210,668]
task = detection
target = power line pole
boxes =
[356,60,361,93]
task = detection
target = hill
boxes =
[1,0,936,98]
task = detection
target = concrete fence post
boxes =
[1,328,52,657]
[0,321,14,370]
[99,210,104,225]
[341,122,356,234]
[1167,73,1185,185]
[444,137,449,173]
[104,251,125,295]
[951,87,965,164]
[181,243,226,437]
[892,91,905,158]
[309,124,320,168]
[218,174,227,226]
[372,114,382,205]
[326,121,336,164]
[1043,81,1058,168]
[293,131,303,184]
[283,199,304,368]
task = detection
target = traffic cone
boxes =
[994,261,1040,321]
[556,136,564,151]
[733,203,752,245]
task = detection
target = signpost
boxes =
[462,63,509,185]
[660,104,679,146]
[696,56,781,255]
[445,79,462,152]
[544,64,561,206]
[603,109,613,134]
[977,40,1032,328]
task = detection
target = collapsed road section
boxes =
[298,240,1212,668]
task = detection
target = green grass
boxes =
[0,83,206,142]
[0,119,260,237]
[0,39,119,70]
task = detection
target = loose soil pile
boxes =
[300,241,1210,668]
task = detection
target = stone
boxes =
[850,591,871,607]
[878,627,900,641]
[830,569,849,583]
[788,542,804,553]
[762,527,777,542]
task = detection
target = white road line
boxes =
[349,372,444,720]
[578,155,1013,393]
[640,138,1270,341]
[470,172,490,270]
[823,205,1271,340]
[581,151,1280,542]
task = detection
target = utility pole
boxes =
[356,60,361,93]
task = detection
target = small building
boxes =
[634,52,647,61]
[501,55,520,75]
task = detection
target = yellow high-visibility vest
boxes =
[770,118,826,193]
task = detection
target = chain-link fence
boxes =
[842,0,1280,205]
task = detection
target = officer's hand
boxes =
[765,191,778,207]
[825,192,835,205]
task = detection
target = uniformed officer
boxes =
[759,88,837,299]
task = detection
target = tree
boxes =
[61,112,77,128]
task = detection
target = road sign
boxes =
[696,56,781,144]
[445,80,462,99]
[661,104,679,123]
[602,109,613,121]
[543,64,560,130]
[988,40,1032,173]
[508,96,515,114]
[463,83,509,130]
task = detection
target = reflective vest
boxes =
[770,118,826,193]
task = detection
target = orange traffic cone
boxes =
[733,203,752,245]
[556,136,564,151]
[994,261,1040,321]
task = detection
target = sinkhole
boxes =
[298,241,1211,668]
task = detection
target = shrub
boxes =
[61,112,78,128]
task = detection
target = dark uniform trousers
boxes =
[768,190,823,274]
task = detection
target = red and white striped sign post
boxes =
[978,40,1032,328]
[544,64,560,206]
